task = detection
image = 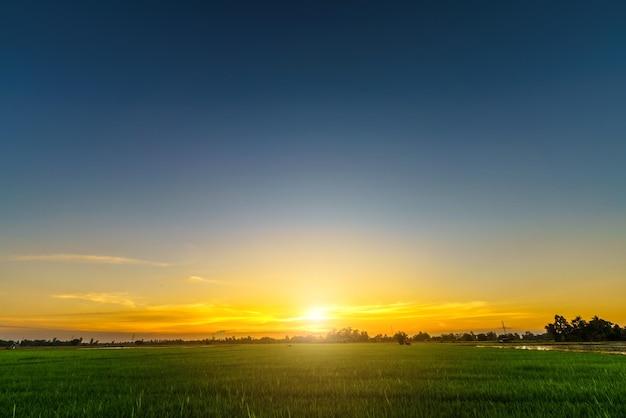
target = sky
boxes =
[2,1,626,341]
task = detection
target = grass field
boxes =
[1,343,625,417]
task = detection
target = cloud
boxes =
[11,296,536,338]
[3,254,170,267]
[282,300,529,323]
[52,292,138,308]
[186,276,230,285]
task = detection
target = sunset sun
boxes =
[302,308,331,323]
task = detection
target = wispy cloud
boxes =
[185,276,230,285]
[52,292,138,308]
[3,254,170,267]
[277,301,530,324]
[335,301,490,318]
[8,298,537,338]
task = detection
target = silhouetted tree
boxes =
[587,316,613,342]
[394,331,410,345]
[475,331,498,342]
[460,332,476,342]
[546,314,624,342]
[476,333,490,342]
[522,331,545,341]
[439,333,456,342]
[412,331,430,342]
[371,333,392,343]
[546,315,572,342]
[609,324,624,341]
[569,316,589,342]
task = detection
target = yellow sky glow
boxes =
[1,225,625,342]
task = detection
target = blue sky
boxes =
[1,1,626,338]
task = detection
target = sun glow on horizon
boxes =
[1,279,620,340]
[301,307,332,323]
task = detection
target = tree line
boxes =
[545,315,626,342]
[0,327,541,348]
[3,315,624,348]
[1,337,85,348]
[0,328,526,348]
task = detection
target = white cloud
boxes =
[186,276,230,285]
[52,292,138,308]
[3,254,170,267]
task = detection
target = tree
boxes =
[545,314,623,342]
[394,331,410,345]
[460,332,476,342]
[587,316,613,342]
[412,331,430,342]
[476,333,490,342]
[609,324,624,341]
[326,327,368,343]
[570,316,589,342]
[545,315,572,342]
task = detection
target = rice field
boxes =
[1,343,625,417]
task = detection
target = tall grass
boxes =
[1,344,624,417]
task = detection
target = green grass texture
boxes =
[1,343,625,417]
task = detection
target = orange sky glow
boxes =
[2,220,624,341]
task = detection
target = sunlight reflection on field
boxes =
[478,344,626,355]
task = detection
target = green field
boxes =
[1,343,625,417]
